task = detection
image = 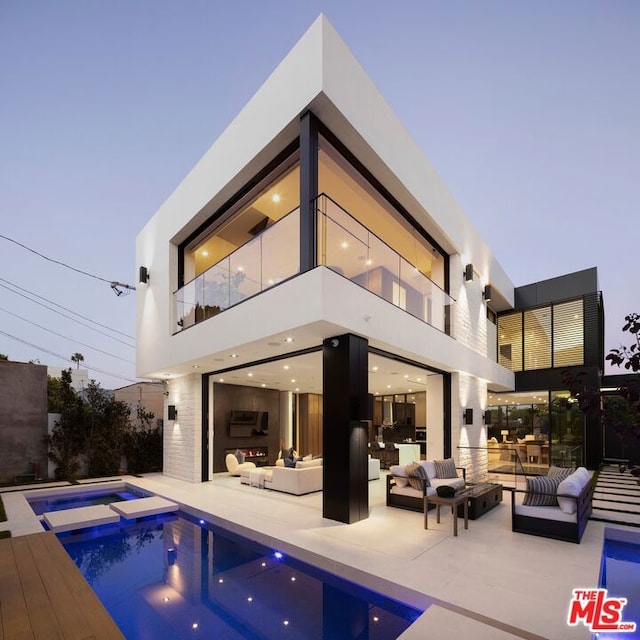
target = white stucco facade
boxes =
[136,15,515,483]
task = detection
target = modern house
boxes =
[136,16,604,523]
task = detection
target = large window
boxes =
[318,138,445,289]
[498,299,584,372]
[183,160,300,283]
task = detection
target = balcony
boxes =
[173,194,452,334]
[317,194,452,333]
[174,208,301,332]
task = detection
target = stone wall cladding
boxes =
[452,371,488,483]
[164,373,202,483]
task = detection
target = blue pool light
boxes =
[273,550,284,560]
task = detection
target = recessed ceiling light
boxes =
[291,379,296,383]
[295,387,299,391]
[340,241,349,249]
[387,385,391,389]
[261,383,266,388]
[201,250,208,257]
[372,366,379,371]
[284,336,294,343]
[248,373,253,377]
[272,193,281,203]
[366,259,372,266]
[192,365,200,369]
[230,354,239,358]
[408,389,412,393]
[283,365,289,370]
[162,597,170,602]
[404,374,409,379]
[237,265,245,272]
[374,391,379,395]
[219,378,224,382]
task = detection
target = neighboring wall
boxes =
[213,383,281,473]
[0,361,48,482]
[113,381,165,423]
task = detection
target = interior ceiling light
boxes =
[202,250,208,256]
[230,354,239,358]
[284,336,294,343]
[272,193,281,203]
[340,241,349,249]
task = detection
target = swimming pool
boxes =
[58,512,422,640]
[597,527,640,640]
[29,486,149,515]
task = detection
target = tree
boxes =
[607,313,640,372]
[45,370,87,480]
[45,374,134,480]
[0,353,8,361]
[563,313,640,463]
[71,352,84,369]
[124,404,163,474]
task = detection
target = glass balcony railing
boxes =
[316,194,452,334]
[173,194,453,334]
[174,208,300,332]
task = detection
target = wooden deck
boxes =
[0,531,124,640]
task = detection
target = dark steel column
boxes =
[322,333,369,523]
[299,111,318,272]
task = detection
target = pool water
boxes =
[29,488,148,515]
[59,512,422,640]
[597,528,640,640]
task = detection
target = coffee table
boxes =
[424,493,468,536]
[456,482,503,519]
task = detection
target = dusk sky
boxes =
[1,1,638,388]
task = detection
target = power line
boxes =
[0,277,134,340]
[0,306,136,365]
[0,329,138,384]
[0,281,135,348]
[0,233,114,283]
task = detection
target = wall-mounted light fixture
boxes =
[168,405,177,421]
[139,266,150,284]
[464,408,473,425]
[464,264,474,282]
[483,284,492,301]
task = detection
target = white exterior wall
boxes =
[452,372,488,483]
[164,374,202,483]
[136,16,517,484]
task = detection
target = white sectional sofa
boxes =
[511,467,593,543]
[386,459,466,512]
[264,459,323,495]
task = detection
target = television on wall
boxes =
[229,410,268,437]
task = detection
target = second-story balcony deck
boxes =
[174,194,453,335]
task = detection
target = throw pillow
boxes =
[284,458,296,468]
[522,475,561,507]
[234,449,245,464]
[404,462,429,491]
[548,466,575,478]
[557,474,582,514]
[433,458,457,479]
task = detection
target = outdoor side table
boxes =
[424,493,469,536]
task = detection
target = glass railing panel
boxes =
[261,208,300,288]
[202,258,231,319]
[229,238,261,306]
[317,194,453,335]
[173,207,300,332]
[322,207,369,283]
[368,233,400,302]
[176,279,198,330]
